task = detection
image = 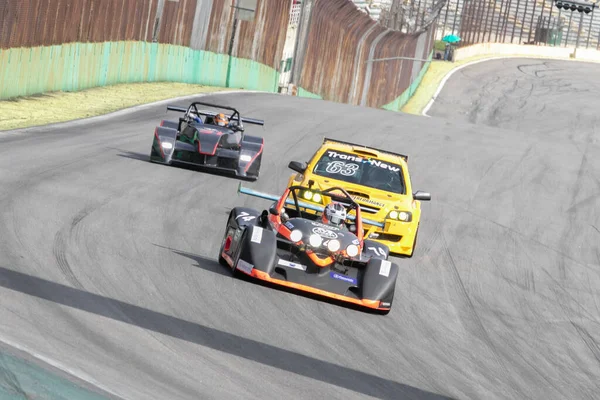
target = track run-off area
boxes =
[1,58,599,399]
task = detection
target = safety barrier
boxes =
[0,42,278,100]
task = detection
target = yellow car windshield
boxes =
[312,150,406,194]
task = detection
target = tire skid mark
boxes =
[52,207,95,290]
[441,200,597,274]
[439,232,518,395]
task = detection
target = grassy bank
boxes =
[0,82,235,131]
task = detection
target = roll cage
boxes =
[166,101,265,139]
[275,185,365,242]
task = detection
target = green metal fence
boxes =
[0,41,279,100]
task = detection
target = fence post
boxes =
[360,30,389,107]
[349,24,378,105]
[290,0,314,87]
[152,0,167,42]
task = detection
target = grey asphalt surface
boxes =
[0,57,598,399]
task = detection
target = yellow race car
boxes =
[286,138,431,257]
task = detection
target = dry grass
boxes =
[0,82,235,131]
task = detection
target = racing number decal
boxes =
[368,246,387,257]
[236,211,256,222]
[325,161,359,176]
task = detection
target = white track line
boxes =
[0,335,125,399]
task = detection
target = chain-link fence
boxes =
[435,0,600,49]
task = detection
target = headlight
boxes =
[346,244,359,257]
[326,240,340,252]
[388,210,412,222]
[239,154,252,162]
[290,229,303,242]
[161,142,173,149]
[309,234,322,247]
[302,191,322,203]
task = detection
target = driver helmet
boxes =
[215,113,229,127]
[322,202,347,227]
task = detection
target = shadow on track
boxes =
[113,148,258,182]
[0,266,453,400]
[153,243,391,316]
[153,244,231,277]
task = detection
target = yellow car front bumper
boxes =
[363,218,419,257]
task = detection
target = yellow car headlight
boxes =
[388,210,412,222]
[302,190,322,203]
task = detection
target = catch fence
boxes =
[0,0,290,70]
[292,0,441,109]
[436,0,600,49]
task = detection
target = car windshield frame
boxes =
[311,149,407,194]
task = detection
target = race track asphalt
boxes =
[1,57,599,400]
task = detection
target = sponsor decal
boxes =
[284,221,295,230]
[310,221,340,231]
[251,227,263,243]
[326,150,400,172]
[236,259,254,274]
[369,246,388,258]
[330,271,357,285]
[350,195,386,208]
[381,302,391,307]
[277,259,307,271]
[312,227,338,239]
[236,211,255,222]
[379,260,391,277]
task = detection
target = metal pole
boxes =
[451,0,461,34]
[586,9,593,48]
[366,56,432,63]
[519,0,527,44]
[225,1,239,88]
[537,0,547,44]
[488,0,499,42]
[565,10,573,47]
[511,0,521,43]
[575,9,584,49]
[289,0,309,85]
[442,0,451,37]
[527,0,538,43]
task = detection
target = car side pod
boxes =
[150,126,178,164]
[234,224,279,277]
[360,258,399,308]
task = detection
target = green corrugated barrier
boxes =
[0,41,279,100]
[296,87,323,99]
[381,51,433,112]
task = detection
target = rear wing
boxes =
[237,183,385,228]
[323,137,408,161]
[167,101,265,126]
